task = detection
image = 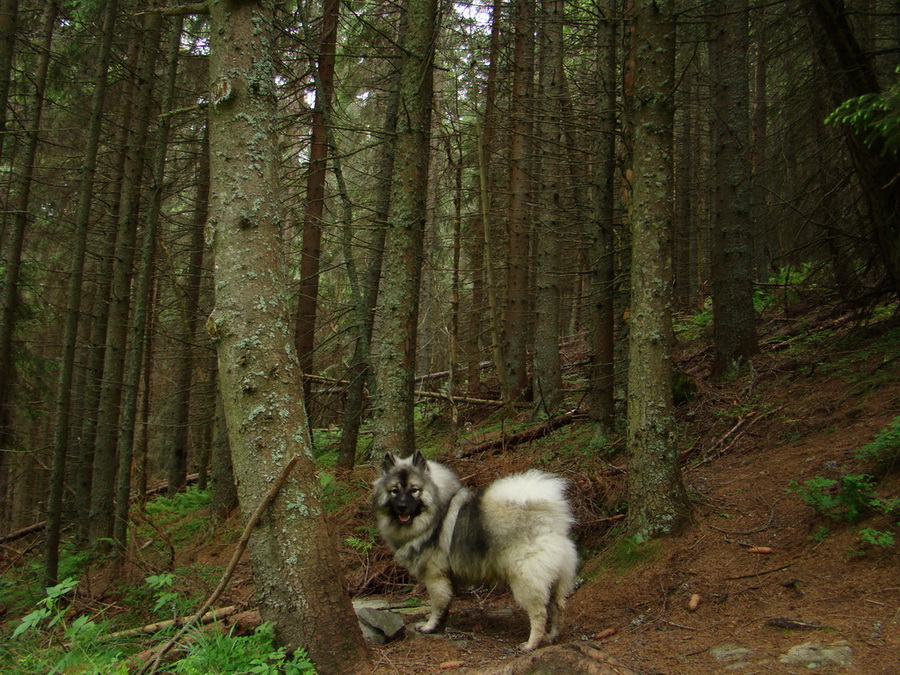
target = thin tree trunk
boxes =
[44,0,118,586]
[337,62,401,469]
[168,124,210,495]
[373,0,440,456]
[89,13,163,544]
[206,1,369,670]
[587,0,617,433]
[0,0,57,474]
[504,0,536,399]
[0,0,17,166]
[625,0,689,540]
[295,0,340,410]
[113,17,182,551]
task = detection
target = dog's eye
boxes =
[390,488,399,495]
[409,488,420,495]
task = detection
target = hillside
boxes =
[1,311,898,674]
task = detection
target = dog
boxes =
[372,450,578,651]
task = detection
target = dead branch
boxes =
[142,456,300,675]
[0,521,46,544]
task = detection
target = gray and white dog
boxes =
[372,450,578,651]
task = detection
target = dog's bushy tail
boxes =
[480,470,574,539]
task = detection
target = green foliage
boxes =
[146,487,212,519]
[856,416,900,468]
[826,67,900,156]
[600,536,661,574]
[319,471,368,514]
[790,475,877,523]
[857,527,895,549]
[172,622,315,674]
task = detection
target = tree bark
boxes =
[586,0,618,432]
[206,1,369,670]
[295,0,340,408]
[504,0,536,399]
[711,0,759,377]
[373,0,439,456]
[44,0,118,586]
[625,0,689,541]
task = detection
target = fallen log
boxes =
[456,411,583,458]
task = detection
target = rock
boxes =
[356,607,405,645]
[779,641,853,668]
[709,643,753,664]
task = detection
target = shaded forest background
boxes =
[0,0,897,579]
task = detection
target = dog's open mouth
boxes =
[398,515,412,524]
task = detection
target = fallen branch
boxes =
[142,456,300,675]
[457,411,583,458]
[0,521,46,544]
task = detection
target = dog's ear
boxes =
[381,452,397,473]
[411,450,428,471]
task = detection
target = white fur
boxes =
[374,456,578,652]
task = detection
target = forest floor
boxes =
[354,313,900,674]
[2,307,898,674]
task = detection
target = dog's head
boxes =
[376,450,430,526]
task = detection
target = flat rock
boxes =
[709,643,753,664]
[461,642,637,674]
[779,641,853,668]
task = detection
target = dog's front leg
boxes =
[418,574,453,633]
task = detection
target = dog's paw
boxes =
[518,640,539,652]
[416,621,442,634]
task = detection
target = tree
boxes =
[373,0,440,455]
[206,1,369,670]
[710,0,759,377]
[625,0,689,541]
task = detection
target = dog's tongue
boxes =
[398,515,411,524]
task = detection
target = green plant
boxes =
[856,416,900,468]
[857,527,895,549]
[789,474,878,523]
[145,573,181,617]
[826,67,900,156]
[809,525,830,543]
[172,621,315,674]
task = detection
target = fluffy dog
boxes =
[372,450,578,651]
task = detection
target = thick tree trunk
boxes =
[373,0,439,456]
[625,0,689,541]
[206,2,369,671]
[711,0,759,378]
[0,0,17,166]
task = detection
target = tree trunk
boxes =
[168,123,210,494]
[337,61,401,469]
[625,0,689,541]
[206,1,369,670]
[373,0,439,456]
[504,0,536,400]
[532,0,564,419]
[586,0,617,432]
[44,0,118,586]
[710,0,759,378]
[0,0,57,479]
[295,0,340,410]
[112,17,183,550]
[89,13,163,544]
[0,0,17,166]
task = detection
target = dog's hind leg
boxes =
[510,578,549,652]
[418,574,453,633]
[545,579,567,644]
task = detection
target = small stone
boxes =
[710,644,753,663]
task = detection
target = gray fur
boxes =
[373,451,578,651]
